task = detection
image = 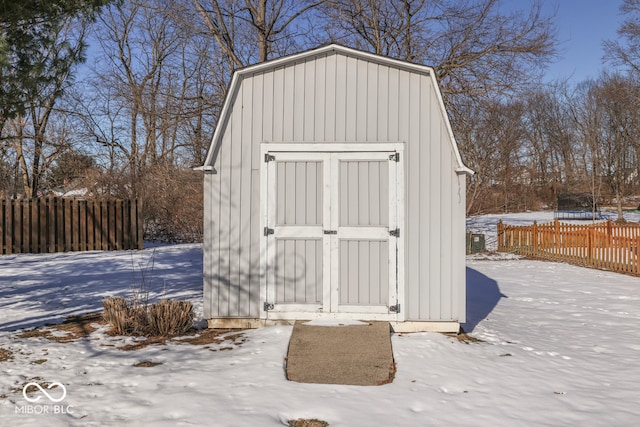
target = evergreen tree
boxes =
[0,0,112,120]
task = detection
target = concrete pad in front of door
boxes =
[285,320,395,386]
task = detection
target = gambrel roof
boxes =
[200,43,472,175]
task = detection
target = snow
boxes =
[2,215,640,426]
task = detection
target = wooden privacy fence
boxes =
[0,198,143,254]
[497,219,640,275]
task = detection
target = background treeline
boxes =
[2,0,640,241]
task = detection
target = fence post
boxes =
[0,200,5,254]
[636,235,640,275]
[554,219,560,259]
[135,199,143,250]
[587,224,595,266]
[497,220,504,252]
[532,220,538,257]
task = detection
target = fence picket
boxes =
[0,198,143,254]
[498,219,640,276]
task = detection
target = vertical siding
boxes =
[339,240,389,305]
[251,73,263,170]
[204,49,466,322]
[293,62,305,140]
[273,159,324,306]
[339,161,388,227]
[304,59,316,141]
[454,173,467,323]
[275,239,322,303]
[262,71,274,143]
[345,57,357,141]
[203,173,214,318]
[355,59,368,140]
[426,76,441,320]
[334,54,346,141]
[249,171,261,317]
[273,67,285,142]
[440,122,454,321]
[229,87,244,316]
[405,74,464,322]
[366,62,378,140]
[314,56,326,141]
[406,71,422,319]
[276,161,322,225]
[239,77,254,316]
[377,65,389,141]
[388,67,400,141]
[324,55,336,141]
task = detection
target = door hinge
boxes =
[389,228,400,237]
[389,152,399,162]
[263,302,274,311]
[389,304,401,313]
[264,227,274,236]
[264,153,275,162]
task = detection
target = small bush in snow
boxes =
[102,296,194,338]
[146,300,194,337]
[102,296,133,335]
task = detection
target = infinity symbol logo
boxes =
[22,382,67,403]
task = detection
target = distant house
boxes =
[197,44,472,332]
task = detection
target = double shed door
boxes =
[263,149,403,320]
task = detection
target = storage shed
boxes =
[199,44,472,332]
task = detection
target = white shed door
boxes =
[263,151,402,320]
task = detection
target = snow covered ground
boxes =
[1,214,640,426]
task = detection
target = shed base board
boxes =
[207,318,459,333]
[207,318,295,329]
[390,321,460,333]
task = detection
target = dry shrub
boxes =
[103,296,133,335]
[138,164,203,242]
[146,300,194,337]
[89,163,203,242]
[102,296,194,338]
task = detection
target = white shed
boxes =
[199,44,472,332]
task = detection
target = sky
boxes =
[79,1,626,86]
[537,0,626,82]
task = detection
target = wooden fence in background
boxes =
[0,198,143,254]
[497,219,640,275]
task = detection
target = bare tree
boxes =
[454,97,528,214]
[68,0,220,240]
[321,0,435,60]
[322,0,557,98]
[604,0,640,74]
[186,0,323,70]
[577,73,640,219]
[522,83,580,191]
[86,1,220,182]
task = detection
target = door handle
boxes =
[323,230,337,235]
